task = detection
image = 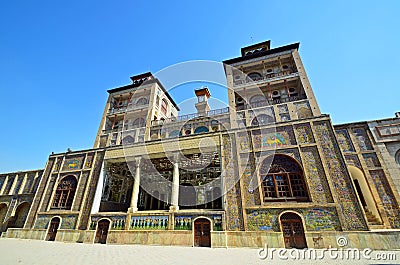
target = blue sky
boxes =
[1,1,399,172]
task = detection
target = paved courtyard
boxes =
[0,238,398,265]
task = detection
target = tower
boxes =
[194,87,211,116]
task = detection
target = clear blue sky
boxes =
[1,1,399,173]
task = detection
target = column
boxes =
[129,157,141,212]
[170,154,180,211]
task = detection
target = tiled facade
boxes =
[1,40,399,249]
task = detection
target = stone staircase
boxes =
[365,209,384,229]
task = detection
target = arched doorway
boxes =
[193,218,211,247]
[95,219,110,244]
[13,202,30,228]
[280,212,307,249]
[46,217,61,241]
[348,166,381,224]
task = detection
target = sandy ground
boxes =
[0,238,398,265]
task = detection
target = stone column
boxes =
[130,157,141,212]
[170,154,180,211]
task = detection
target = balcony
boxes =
[236,95,306,111]
[108,102,149,115]
[233,71,299,87]
[151,107,229,126]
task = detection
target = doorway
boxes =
[95,219,110,244]
[194,218,211,247]
[46,217,60,241]
[280,212,307,249]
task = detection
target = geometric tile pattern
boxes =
[314,121,368,231]
[344,154,362,169]
[301,146,333,203]
[335,129,355,152]
[246,207,340,231]
[369,170,400,228]
[222,134,244,231]
[295,123,315,144]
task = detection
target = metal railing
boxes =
[151,107,229,126]
[235,95,306,111]
[233,71,299,87]
[108,102,149,114]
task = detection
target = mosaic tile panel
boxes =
[335,129,355,152]
[362,153,381,168]
[72,172,90,211]
[276,148,302,163]
[222,134,244,230]
[369,170,400,228]
[278,104,289,114]
[295,101,312,119]
[238,153,261,207]
[62,155,85,171]
[295,123,315,144]
[79,152,105,230]
[61,215,78,229]
[314,121,368,231]
[89,215,127,230]
[279,113,291,121]
[34,214,78,229]
[174,215,223,231]
[344,154,362,168]
[301,147,333,203]
[246,207,340,232]
[131,216,167,230]
[85,153,94,168]
[34,215,51,229]
[251,127,295,150]
[40,174,58,212]
[54,157,63,171]
[352,128,373,151]
[237,131,252,152]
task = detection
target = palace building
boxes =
[1,40,399,249]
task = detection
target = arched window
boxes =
[260,155,308,202]
[52,176,77,209]
[251,114,274,126]
[395,150,400,166]
[194,126,209,134]
[132,118,145,128]
[250,95,267,108]
[155,95,160,107]
[13,202,30,228]
[122,135,135,145]
[247,72,262,82]
[136,97,148,105]
[161,99,168,115]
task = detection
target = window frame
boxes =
[51,175,77,210]
[260,155,309,202]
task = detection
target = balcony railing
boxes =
[233,71,299,87]
[108,102,149,114]
[151,107,229,126]
[236,95,306,111]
